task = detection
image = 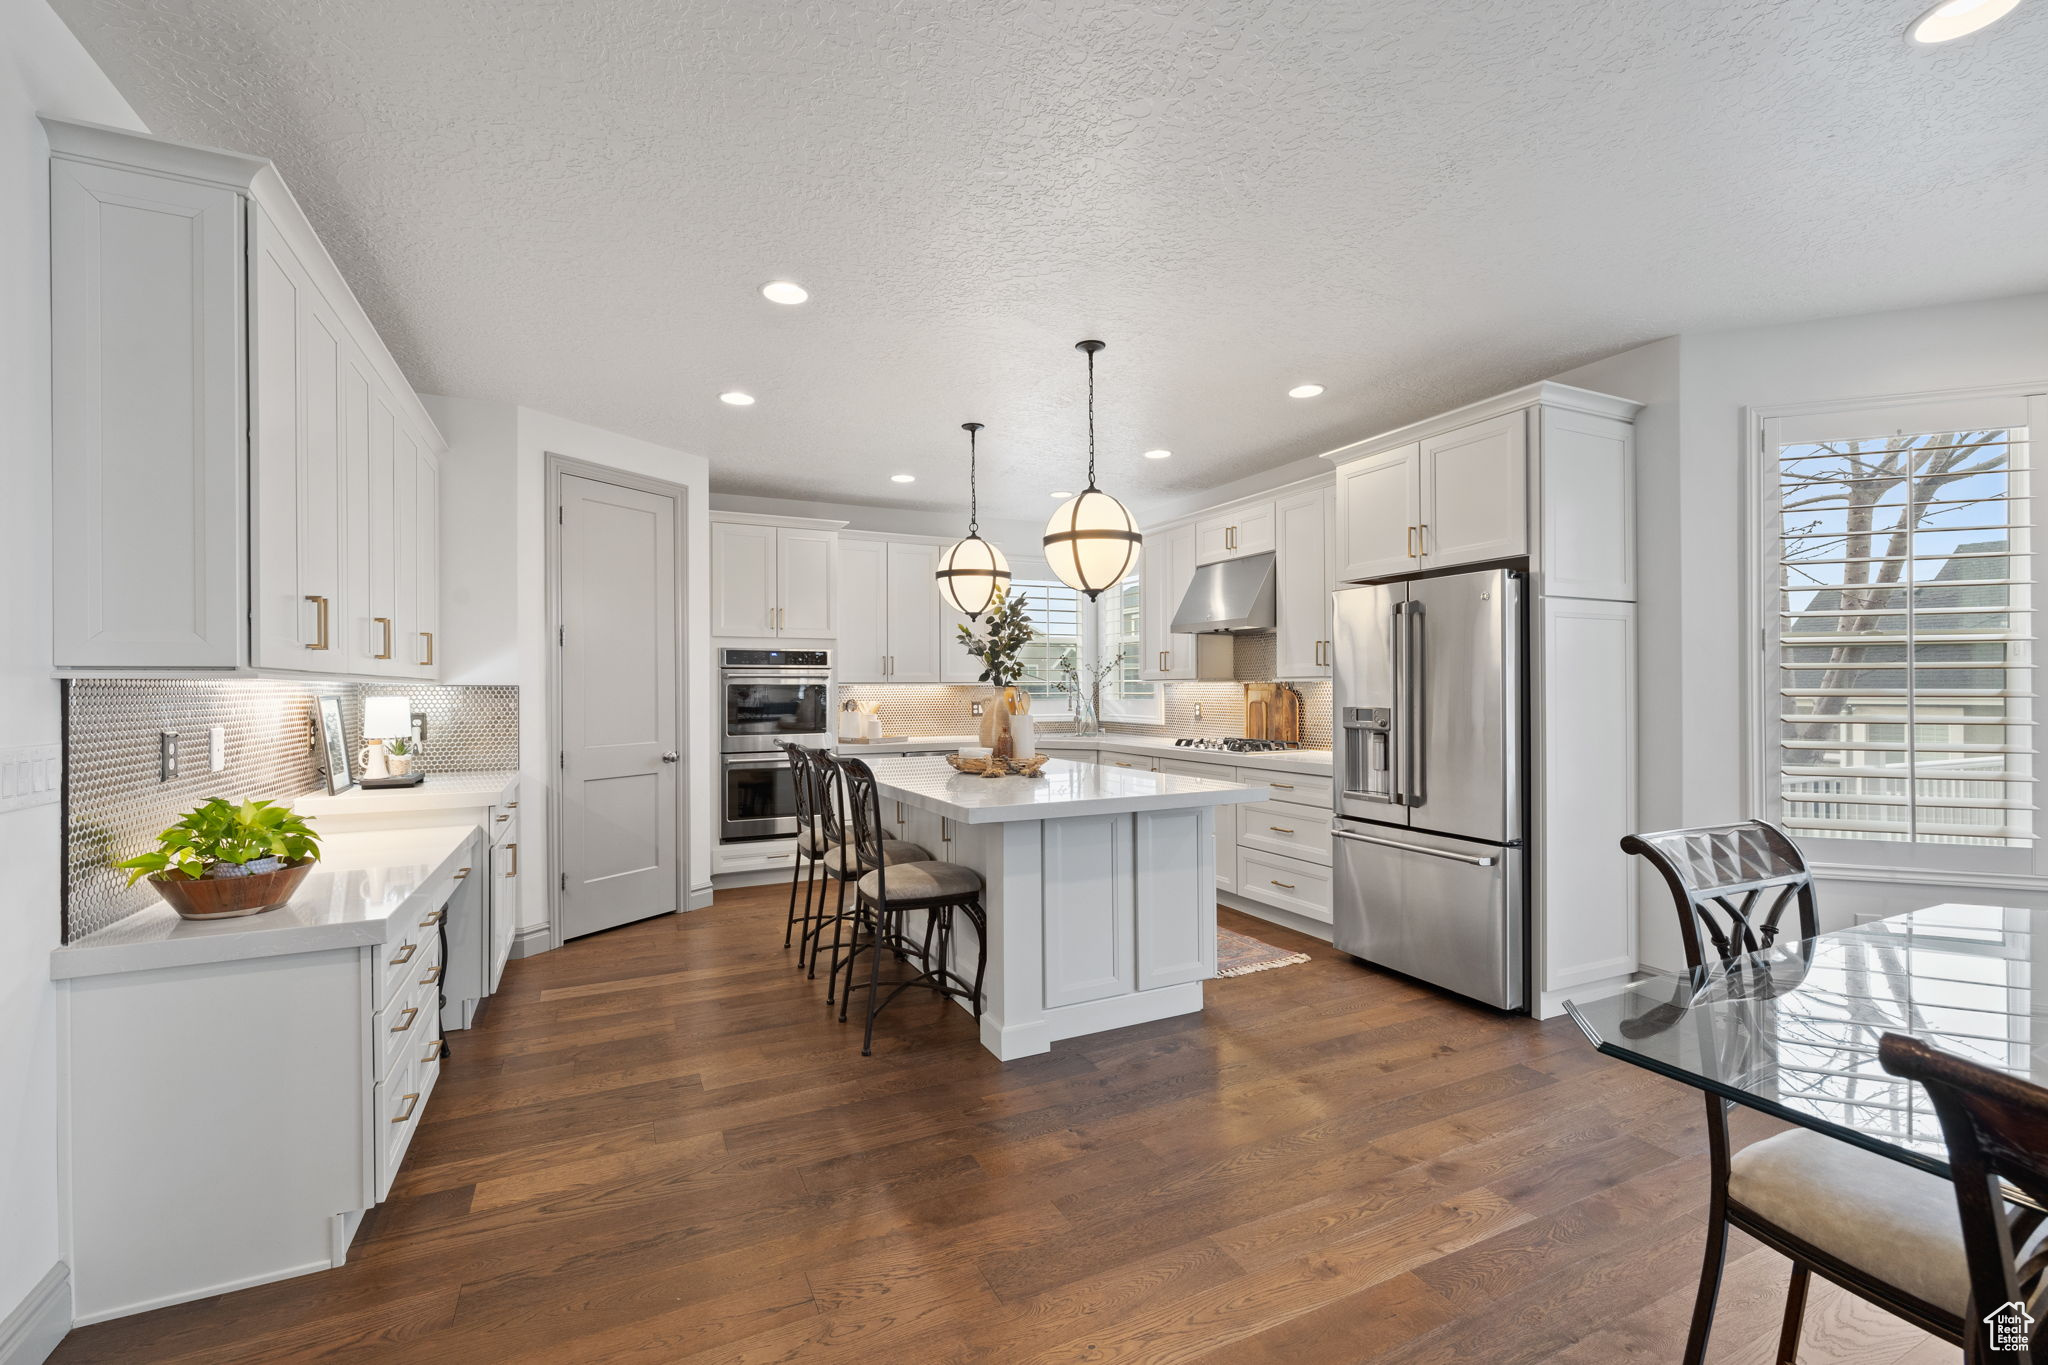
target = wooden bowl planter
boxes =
[146,859,316,920]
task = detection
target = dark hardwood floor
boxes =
[54,885,1956,1363]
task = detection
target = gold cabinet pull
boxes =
[389,943,417,966]
[1417,523,1427,556]
[374,616,393,660]
[1270,783,1295,790]
[1270,879,1296,890]
[421,966,441,985]
[305,595,331,650]
[420,631,436,666]
[1406,527,1417,558]
[419,908,444,927]
[1269,825,1296,834]
[390,1006,419,1033]
[506,801,519,809]
[940,819,951,844]
[421,1041,444,1064]
[506,842,519,876]
[495,813,510,823]
[390,1092,420,1123]
[452,867,471,880]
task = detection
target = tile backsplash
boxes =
[838,630,1333,750]
[64,679,518,942]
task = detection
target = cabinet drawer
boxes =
[1237,801,1333,866]
[375,1036,438,1200]
[376,924,432,1009]
[1234,767,1333,808]
[1238,848,1333,923]
[376,934,441,1082]
[1157,757,1235,782]
[1103,754,1157,772]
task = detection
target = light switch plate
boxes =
[0,744,61,813]
[209,725,226,772]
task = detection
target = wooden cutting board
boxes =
[1243,683,1303,744]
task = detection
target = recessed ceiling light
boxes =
[891,474,916,483]
[1288,384,1325,399]
[1909,0,2022,41]
[1051,491,1072,499]
[719,391,755,406]
[1143,449,1172,460]
[761,281,809,305]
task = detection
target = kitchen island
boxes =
[858,756,1267,1059]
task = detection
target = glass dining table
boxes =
[1565,902,2048,1201]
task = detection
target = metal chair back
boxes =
[1621,820,1819,971]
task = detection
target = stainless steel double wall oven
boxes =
[719,648,832,841]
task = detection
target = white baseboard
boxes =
[510,925,554,959]
[712,868,795,890]
[688,884,715,910]
[0,1264,70,1365]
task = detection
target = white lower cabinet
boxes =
[1236,847,1334,924]
[1158,755,1238,895]
[55,839,475,1324]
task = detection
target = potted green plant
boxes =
[383,735,417,775]
[116,798,323,920]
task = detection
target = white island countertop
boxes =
[52,824,477,980]
[862,755,1268,825]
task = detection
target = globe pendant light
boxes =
[935,421,1011,620]
[1043,339,1141,599]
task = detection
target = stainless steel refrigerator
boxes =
[1332,567,1527,1010]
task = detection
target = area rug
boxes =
[1215,927,1312,977]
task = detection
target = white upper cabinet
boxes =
[1327,384,1636,598]
[835,538,888,680]
[1334,444,1419,582]
[250,209,347,672]
[1417,411,1526,569]
[832,535,946,683]
[776,528,838,637]
[1274,487,1335,678]
[710,520,778,637]
[47,120,446,677]
[49,156,245,669]
[709,515,840,639]
[883,541,942,682]
[1140,523,1231,682]
[940,602,983,683]
[1194,500,1275,564]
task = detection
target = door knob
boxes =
[661,752,679,763]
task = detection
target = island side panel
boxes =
[1135,807,1216,990]
[1040,814,1135,1009]
[979,819,1050,1060]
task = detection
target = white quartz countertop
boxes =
[863,755,1268,825]
[51,824,477,980]
[292,769,518,817]
[832,735,977,754]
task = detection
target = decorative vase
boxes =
[145,858,316,920]
[1011,713,1037,761]
[358,743,389,780]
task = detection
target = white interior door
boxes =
[557,472,682,940]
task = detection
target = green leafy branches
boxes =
[115,798,322,886]
[955,585,1037,688]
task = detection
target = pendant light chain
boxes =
[968,422,979,534]
[1085,343,1098,490]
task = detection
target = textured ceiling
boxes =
[50,0,2048,515]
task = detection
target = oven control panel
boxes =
[719,648,831,669]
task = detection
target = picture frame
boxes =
[316,696,355,795]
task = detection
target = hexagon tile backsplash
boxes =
[63,679,518,942]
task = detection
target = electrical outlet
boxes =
[209,725,226,772]
[1194,702,1203,720]
[160,730,180,781]
[970,701,984,717]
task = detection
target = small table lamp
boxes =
[361,696,420,785]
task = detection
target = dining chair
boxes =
[780,742,827,966]
[811,752,931,1002]
[1622,821,1968,1363]
[1880,1033,2048,1363]
[833,756,988,1056]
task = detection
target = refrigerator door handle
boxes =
[1390,601,1410,805]
[1333,827,1497,867]
[1402,600,1425,807]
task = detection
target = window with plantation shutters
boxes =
[1768,396,2036,851]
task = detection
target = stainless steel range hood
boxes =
[1171,552,1277,634]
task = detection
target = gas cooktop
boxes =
[1171,737,1304,753]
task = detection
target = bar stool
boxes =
[779,742,834,970]
[833,757,988,1056]
[811,752,931,999]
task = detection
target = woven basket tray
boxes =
[946,753,1049,779]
